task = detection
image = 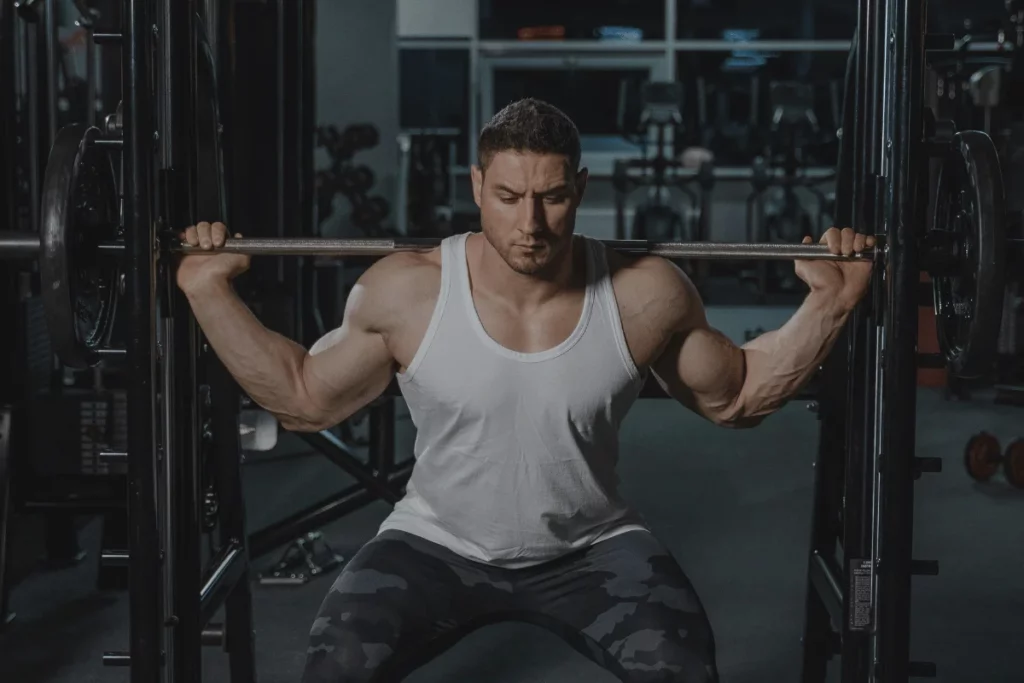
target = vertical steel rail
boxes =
[159,318,177,683]
[209,357,258,683]
[123,0,161,679]
[43,0,58,143]
[875,0,927,678]
[170,296,202,683]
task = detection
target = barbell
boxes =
[0,120,1015,379]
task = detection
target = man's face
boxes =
[471,151,588,276]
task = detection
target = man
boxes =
[177,98,874,683]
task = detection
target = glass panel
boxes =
[677,50,847,166]
[928,0,1012,35]
[677,0,859,41]
[491,67,651,137]
[479,0,666,41]
[399,49,471,163]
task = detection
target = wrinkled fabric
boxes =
[302,530,718,683]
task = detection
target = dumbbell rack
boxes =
[799,0,943,681]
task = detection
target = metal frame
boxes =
[0,0,947,681]
[800,0,939,680]
[113,2,405,680]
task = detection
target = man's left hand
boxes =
[794,227,875,311]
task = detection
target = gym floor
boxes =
[1,306,1022,683]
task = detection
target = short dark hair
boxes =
[477,98,581,172]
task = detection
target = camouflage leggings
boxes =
[301,530,718,683]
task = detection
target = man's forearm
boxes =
[184,279,310,419]
[736,291,851,418]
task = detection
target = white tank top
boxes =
[378,233,649,567]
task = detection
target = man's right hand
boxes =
[176,221,252,294]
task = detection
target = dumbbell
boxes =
[339,165,375,195]
[351,196,390,230]
[342,124,380,152]
[963,432,1024,488]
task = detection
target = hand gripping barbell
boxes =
[0,123,1017,376]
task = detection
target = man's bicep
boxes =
[652,323,746,422]
[299,283,397,427]
[304,323,395,419]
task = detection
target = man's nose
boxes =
[519,195,546,229]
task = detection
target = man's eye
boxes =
[544,195,568,204]
[499,196,518,204]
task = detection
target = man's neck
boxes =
[469,233,582,311]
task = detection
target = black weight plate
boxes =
[931,130,1006,379]
[39,124,120,369]
[195,15,226,223]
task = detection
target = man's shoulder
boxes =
[605,250,694,309]
[358,247,443,319]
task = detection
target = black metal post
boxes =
[43,0,58,143]
[199,541,244,625]
[800,329,850,682]
[0,408,13,627]
[1,0,16,236]
[875,0,927,678]
[208,357,257,683]
[370,400,395,479]
[98,0,122,115]
[123,0,161,680]
[159,317,180,683]
[167,308,203,683]
[298,0,317,348]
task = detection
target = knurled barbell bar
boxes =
[0,120,1016,377]
[173,237,876,260]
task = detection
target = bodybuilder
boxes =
[177,99,875,682]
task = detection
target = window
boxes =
[677,50,847,166]
[479,0,666,41]
[490,68,650,136]
[678,0,832,41]
[928,0,1011,34]
[399,49,471,163]
[480,56,669,173]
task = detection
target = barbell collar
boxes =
[174,237,877,262]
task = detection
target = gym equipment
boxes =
[1005,440,1024,489]
[963,431,1002,482]
[3,133,1022,376]
[174,236,874,260]
[316,124,390,234]
[929,131,1006,379]
[614,81,709,246]
[37,124,121,369]
[962,432,1024,488]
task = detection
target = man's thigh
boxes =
[521,531,718,683]
[301,530,515,683]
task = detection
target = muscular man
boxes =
[177,98,874,683]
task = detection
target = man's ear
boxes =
[574,167,590,203]
[471,164,484,208]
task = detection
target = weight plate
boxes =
[1003,439,1024,489]
[963,431,1001,482]
[39,124,120,369]
[931,130,1006,379]
[195,15,226,223]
